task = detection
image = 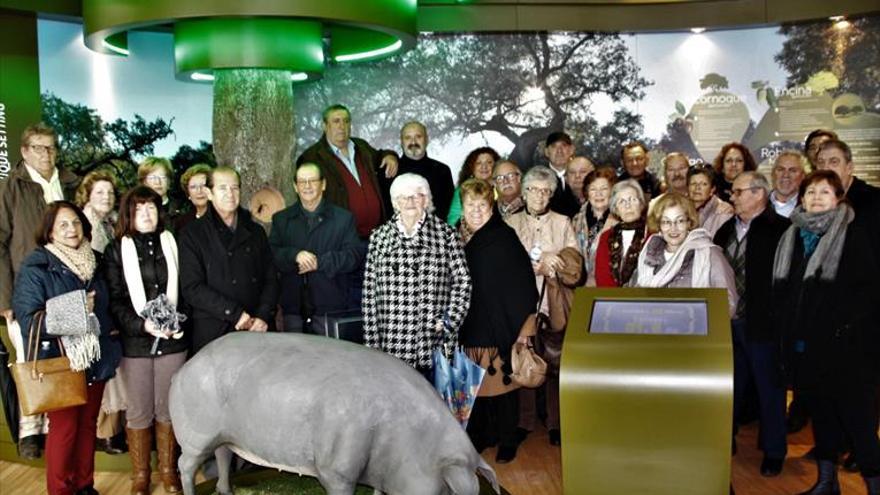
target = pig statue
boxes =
[168,332,499,495]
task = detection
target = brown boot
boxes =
[155,421,182,493]
[125,427,152,495]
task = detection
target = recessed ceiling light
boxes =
[690,27,706,34]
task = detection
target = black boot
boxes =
[798,460,840,495]
[17,434,41,460]
[865,475,880,495]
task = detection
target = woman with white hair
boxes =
[594,179,649,287]
[506,166,579,447]
[362,173,472,380]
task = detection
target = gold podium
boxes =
[560,287,733,495]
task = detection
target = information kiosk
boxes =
[560,287,732,495]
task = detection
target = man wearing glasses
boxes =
[269,163,364,333]
[395,121,454,220]
[0,123,80,459]
[493,160,525,219]
[713,171,790,477]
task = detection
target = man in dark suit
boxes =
[544,132,580,217]
[396,121,454,219]
[296,104,398,239]
[714,171,790,477]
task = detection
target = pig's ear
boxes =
[442,463,479,495]
[476,457,500,494]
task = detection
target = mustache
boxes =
[407,144,423,151]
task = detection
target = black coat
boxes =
[179,207,280,354]
[714,206,790,342]
[549,175,581,218]
[460,212,538,371]
[772,222,880,391]
[396,155,455,220]
[846,176,880,250]
[104,232,188,358]
[269,199,364,315]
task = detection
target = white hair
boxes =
[389,173,435,214]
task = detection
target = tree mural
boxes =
[775,16,880,111]
[295,32,651,168]
[41,92,174,189]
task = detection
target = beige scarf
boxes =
[46,241,96,282]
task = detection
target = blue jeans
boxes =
[732,317,787,459]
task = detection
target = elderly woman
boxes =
[630,192,738,316]
[772,170,880,494]
[506,166,578,446]
[594,179,649,287]
[363,173,471,380]
[447,146,500,226]
[75,170,129,456]
[572,167,618,286]
[12,201,121,495]
[688,166,734,237]
[713,142,757,204]
[75,170,118,253]
[173,163,212,233]
[105,186,188,495]
[138,156,183,225]
[458,178,538,463]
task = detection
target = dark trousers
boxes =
[732,318,787,459]
[45,381,105,495]
[467,391,520,450]
[809,384,880,477]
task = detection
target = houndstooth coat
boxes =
[363,213,471,369]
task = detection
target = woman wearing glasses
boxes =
[138,157,184,227]
[506,166,579,446]
[594,179,649,287]
[173,163,213,233]
[629,193,738,316]
[363,173,471,380]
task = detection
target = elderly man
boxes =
[648,152,690,214]
[493,160,525,219]
[396,121,454,219]
[544,132,580,217]
[804,129,838,169]
[619,141,662,203]
[179,167,280,354]
[769,150,807,218]
[816,139,880,234]
[270,163,364,333]
[565,156,595,205]
[296,104,399,239]
[714,171,790,477]
[0,123,79,459]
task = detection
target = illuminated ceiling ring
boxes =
[81,0,418,83]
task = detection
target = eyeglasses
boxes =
[146,175,169,184]
[398,193,426,203]
[296,178,323,186]
[660,218,689,229]
[616,197,640,207]
[29,144,56,154]
[494,172,521,183]
[525,186,552,197]
[730,186,759,197]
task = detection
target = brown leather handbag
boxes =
[10,312,88,415]
[510,341,547,388]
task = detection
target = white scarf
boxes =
[635,229,715,288]
[120,231,179,314]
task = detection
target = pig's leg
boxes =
[317,477,357,495]
[178,449,210,495]
[214,445,234,495]
[371,489,386,495]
